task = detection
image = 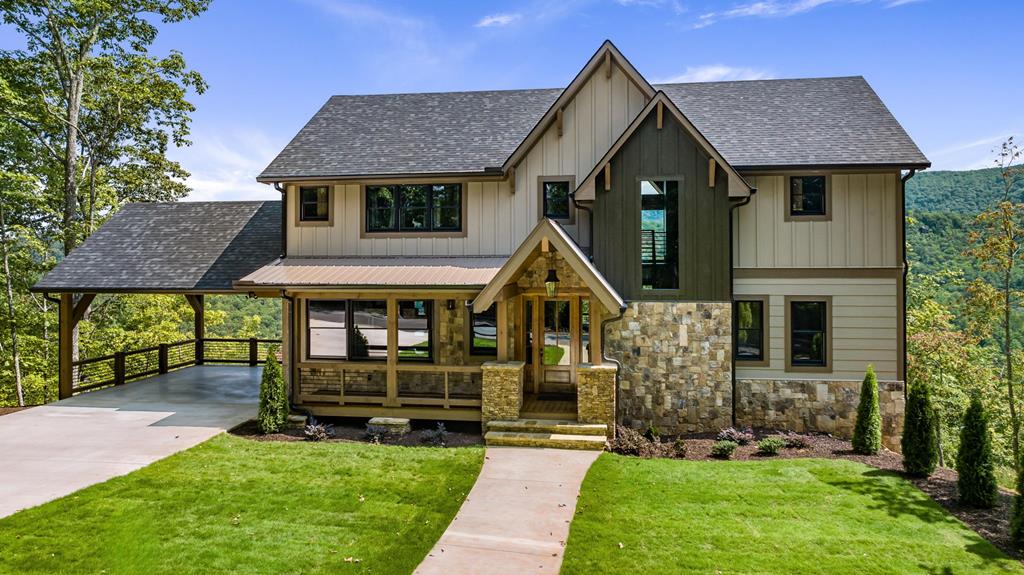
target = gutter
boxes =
[569,190,595,259]
[274,183,287,259]
[900,168,918,398]
[728,188,757,427]
[600,303,628,431]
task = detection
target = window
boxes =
[788,175,828,218]
[470,303,498,356]
[350,300,388,360]
[734,300,765,363]
[542,180,571,220]
[397,300,432,361]
[365,184,462,233]
[640,179,679,290]
[307,301,347,359]
[298,186,330,223]
[788,298,829,368]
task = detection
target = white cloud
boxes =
[654,65,773,83]
[885,0,925,7]
[693,0,902,28]
[926,133,1019,171]
[475,13,521,27]
[169,128,282,202]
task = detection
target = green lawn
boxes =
[563,454,1024,575]
[0,434,482,575]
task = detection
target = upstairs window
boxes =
[298,186,330,223]
[735,299,765,363]
[788,298,830,369]
[788,175,828,219]
[541,179,572,221]
[640,179,679,290]
[365,184,462,233]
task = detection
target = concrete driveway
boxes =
[0,365,260,519]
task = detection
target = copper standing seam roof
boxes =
[235,257,508,288]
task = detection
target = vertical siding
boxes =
[732,173,902,268]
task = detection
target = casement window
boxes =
[306,299,433,362]
[734,299,766,363]
[787,175,829,219]
[298,186,331,223]
[470,303,498,356]
[786,297,831,371]
[542,180,572,221]
[640,179,679,290]
[364,184,462,233]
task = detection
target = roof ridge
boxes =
[327,87,563,99]
[654,75,865,87]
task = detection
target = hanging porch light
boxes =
[545,267,560,297]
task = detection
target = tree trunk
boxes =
[1006,269,1019,472]
[0,203,25,407]
[62,72,83,256]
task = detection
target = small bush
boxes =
[420,423,449,447]
[1010,454,1024,549]
[757,437,785,456]
[957,396,998,509]
[643,425,661,441]
[717,426,755,445]
[257,348,288,434]
[365,424,390,443]
[608,425,684,459]
[711,440,738,459]
[671,438,687,459]
[304,419,335,442]
[852,365,882,455]
[782,431,810,449]
[901,381,938,477]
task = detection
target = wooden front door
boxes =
[522,295,590,395]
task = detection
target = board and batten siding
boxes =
[732,173,902,268]
[734,277,899,381]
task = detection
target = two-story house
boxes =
[35,41,928,449]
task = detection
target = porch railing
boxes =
[71,337,281,394]
[297,363,483,409]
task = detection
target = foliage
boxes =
[643,424,660,441]
[1011,456,1024,550]
[716,426,754,445]
[756,437,785,456]
[607,425,684,459]
[781,432,810,449]
[851,365,882,455]
[901,381,938,477]
[303,419,334,442]
[257,349,287,434]
[710,440,738,459]
[420,423,449,447]
[957,396,999,509]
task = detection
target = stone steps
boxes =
[486,419,608,437]
[484,430,607,450]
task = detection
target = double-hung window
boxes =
[298,186,330,223]
[365,184,462,233]
[787,297,830,370]
[734,299,766,363]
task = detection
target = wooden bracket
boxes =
[556,108,564,137]
[541,237,550,253]
[70,293,96,326]
[496,283,521,302]
[604,51,612,79]
[604,163,611,192]
[509,166,516,193]
[656,101,664,130]
[708,158,717,187]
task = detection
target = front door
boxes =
[522,296,590,395]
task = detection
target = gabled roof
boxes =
[576,91,753,201]
[472,219,625,315]
[236,257,505,289]
[32,201,281,293]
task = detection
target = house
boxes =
[34,41,928,449]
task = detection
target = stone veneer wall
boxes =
[436,301,467,365]
[606,301,732,434]
[481,361,524,424]
[736,378,906,451]
[517,250,586,290]
[577,363,617,437]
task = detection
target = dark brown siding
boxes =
[592,110,732,301]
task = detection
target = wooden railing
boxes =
[71,337,281,393]
[297,362,483,409]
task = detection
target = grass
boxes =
[0,434,483,575]
[562,454,1024,575]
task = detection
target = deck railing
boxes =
[71,337,281,393]
[297,363,483,409]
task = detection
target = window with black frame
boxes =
[307,300,347,359]
[365,184,461,232]
[734,300,764,362]
[790,300,827,366]
[640,179,679,290]
[789,176,827,217]
[299,186,330,222]
[470,303,498,356]
[350,300,388,359]
[542,180,571,220]
[397,300,432,361]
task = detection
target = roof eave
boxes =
[734,161,932,172]
[255,169,506,184]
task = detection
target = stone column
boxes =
[481,361,525,425]
[577,363,617,438]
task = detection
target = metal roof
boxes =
[236,257,507,289]
[32,201,281,293]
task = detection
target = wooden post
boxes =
[590,300,604,364]
[656,101,663,130]
[158,343,169,374]
[386,297,398,406]
[532,296,542,394]
[604,163,611,192]
[185,294,205,365]
[496,300,509,362]
[113,352,126,386]
[249,337,258,366]
[58,293,74,399]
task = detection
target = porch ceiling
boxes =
[235,256,507,289]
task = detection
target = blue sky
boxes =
[3,0,1022,201]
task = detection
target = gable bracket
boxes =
[604,163,611,192]
[556,108,564,138]
[657,101,664,130]
[709,158,717,187]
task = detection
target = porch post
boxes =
[386,297,398,406]
[58,293,74,399]
[185,294,205,365]
[496,299,509,362]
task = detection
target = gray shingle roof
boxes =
[32,201,281,293]
[258,76,928,181]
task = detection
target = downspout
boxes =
[728,189,756,427]
[900,169,917,400]
[601,304,627,429]
[570,191,595,260]
[274,182,287,259]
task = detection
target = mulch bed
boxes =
[670,430,1019,560]
[0,407,29,417]
[229,417,484,448]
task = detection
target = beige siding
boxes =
[732,173,901,268]
[735,277,899,381]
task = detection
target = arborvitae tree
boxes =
[957,396,999,509]
[257,348,288,434]
[1010,454,1024,549]
[852,365,882,455]
[902,381,938,477]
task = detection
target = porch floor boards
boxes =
[521,394,577,421]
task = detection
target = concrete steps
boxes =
[484,419,608,450]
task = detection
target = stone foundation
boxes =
[577,363,617,437]
[481,361,524,424]
[736,378,905,451]
[606,301,732,434]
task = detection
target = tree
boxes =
[957,396,999,509]
[257,349,287,434]
[852,365,882,455]
[902,381,938,477]
[1010,454,1024,550]
[964,137,1024,470]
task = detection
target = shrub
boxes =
[852,365,882,455]
[671,438,687,459]
[782,431,810,449]
[304,419,335,442]
[711,440,738,459]
[957,396,998,509]
[643,424,661,441]
[757,437,785,456]
[257,348,288,434]
[420,423,449,447]
[1010,455,1024,549]
[608,425,684,459]
[901,381,938,477]
[365,424,389,443]
[717,426,755,445]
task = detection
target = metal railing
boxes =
[71,337,281,393]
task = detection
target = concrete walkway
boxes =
[415,447,601,575]
[0,365,260,519]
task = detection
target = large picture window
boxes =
[735,300,765,363]
[306,299,434,362]
[470,303,498,356]
[365,184,461,233]
[788,298,829,368]
[640,179,679,290]
[350,300,388,360]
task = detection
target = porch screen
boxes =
[640,179,679,290]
